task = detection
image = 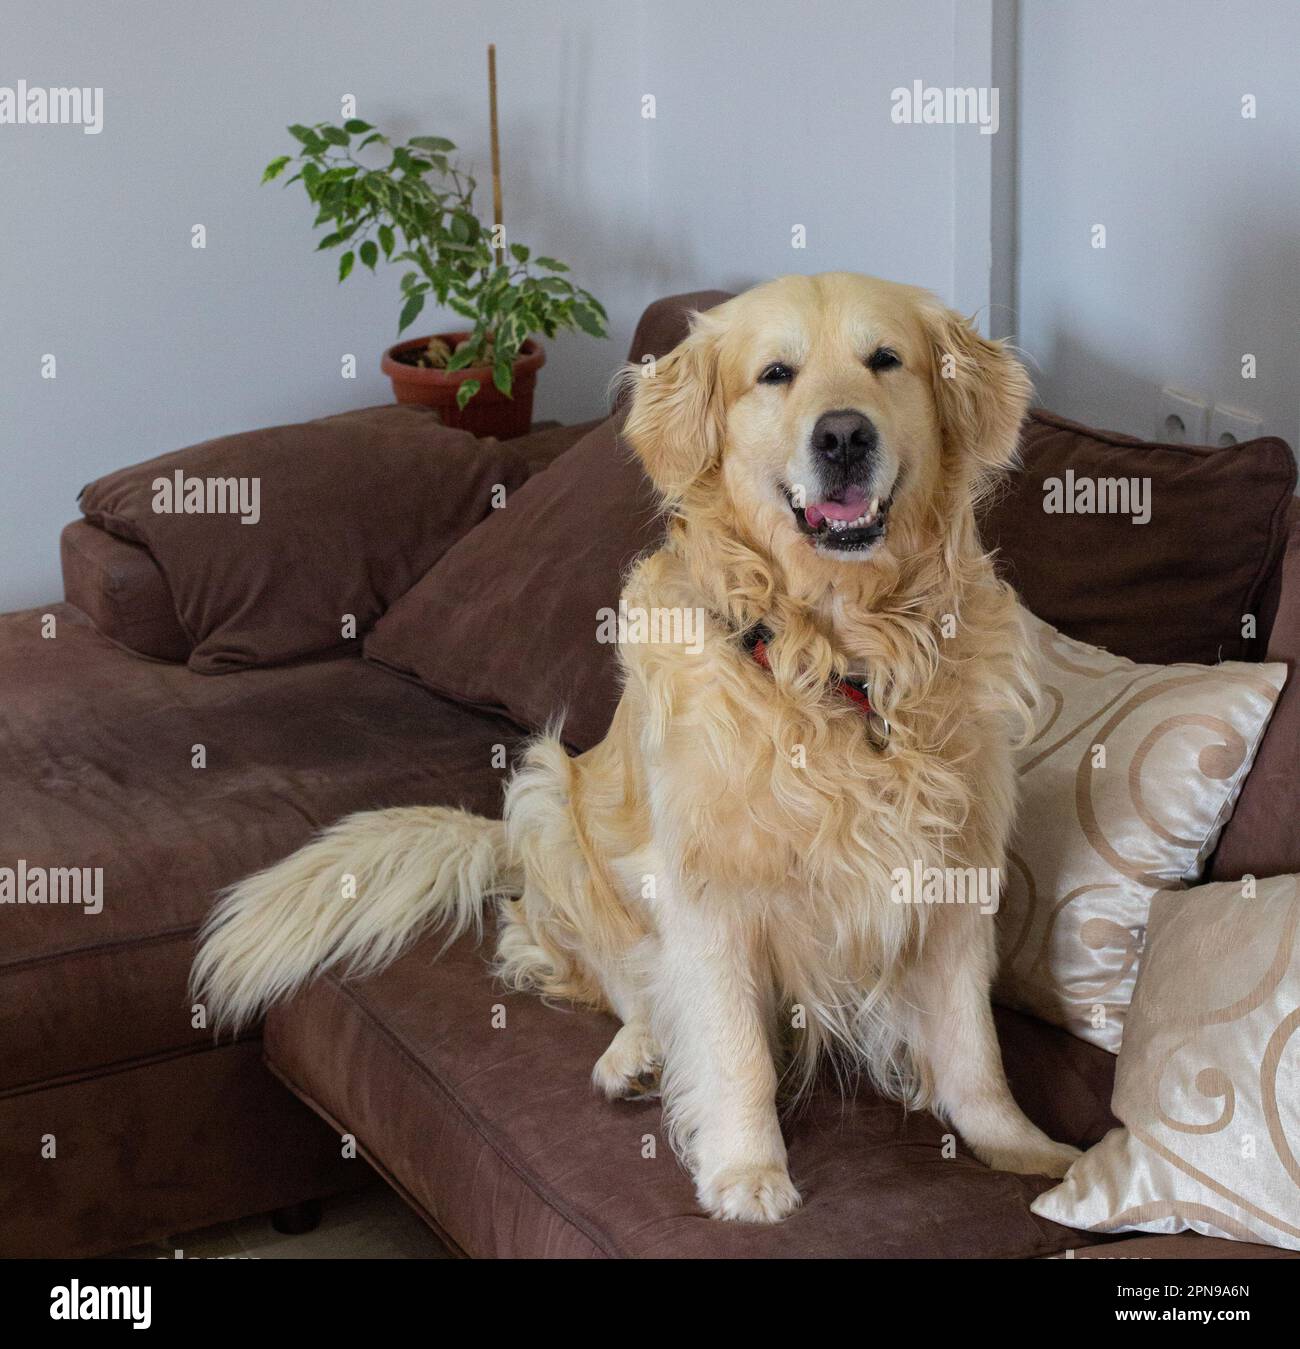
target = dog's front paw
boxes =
[591,1023,662,1100]
[698,1165,802,1223]
[976,1138,1082,1179]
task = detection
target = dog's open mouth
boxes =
[784,484,892,552]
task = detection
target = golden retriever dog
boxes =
[193,272,1081,1222]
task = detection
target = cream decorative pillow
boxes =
[1032,876,1300,1251]
[995,610,1286,1051]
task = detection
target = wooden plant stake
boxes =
[488,43,503,267]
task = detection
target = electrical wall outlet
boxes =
[1209,403,1263,448]
[1157,388,1209,444]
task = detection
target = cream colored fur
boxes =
[193,273,1080,1223]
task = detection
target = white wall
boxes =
[1016,0,1300,453]
[2,0,998,608]
[630,1,977,306]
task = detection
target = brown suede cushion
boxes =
[263,934,1113,1258]
[980,411,1296,665]
[1211,499,1300,881]
[78,405,531,673]
[513,418,605,474]
[365,416,661,751]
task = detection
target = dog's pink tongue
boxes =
[805,486,869,528]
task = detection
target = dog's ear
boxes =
[923,305,1032,477]
[621,319,725,500]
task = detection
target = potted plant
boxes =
[263,119,608,437]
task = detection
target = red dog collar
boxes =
[741,623,890,746]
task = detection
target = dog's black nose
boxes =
[810,410,877,470]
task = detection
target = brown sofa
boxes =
[3,291,1298,1258]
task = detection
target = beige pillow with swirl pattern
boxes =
[995,610,1286,1051]
[1032,875,1300,1250]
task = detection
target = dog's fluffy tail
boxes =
[191,806,520,1033]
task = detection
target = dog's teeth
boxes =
[827,508,880,532]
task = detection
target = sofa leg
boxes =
[270,1198,322,1235]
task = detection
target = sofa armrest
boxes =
[61,520,191,661]
[1210,496,1300,880]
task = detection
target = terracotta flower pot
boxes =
[381,332,546,439]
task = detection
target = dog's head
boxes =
[623,272,1030,576]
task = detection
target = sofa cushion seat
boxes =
[0,603,523,1094]
[265,932,1124,1259]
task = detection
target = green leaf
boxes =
[316,220,355,245]
[261,155,291,183]
[359,239,378,270]
[410,135,456,153]
[294,130,328,155]
[379,224,395,258]
[445,345,480,372]
[495,311,521,351]
[398,291,426,333]
[535,256,569,271]
[344,118,374,133]
[572,303,605,337]
[455,378,481,411]
[492,360,514,396]
[338,250,355,282]
[509,243,530,264]
[320,125,351,146]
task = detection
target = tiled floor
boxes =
[104,1178,453,1259]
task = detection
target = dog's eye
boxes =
[758,362,796,385]
[866,347,902,372]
